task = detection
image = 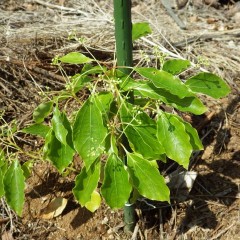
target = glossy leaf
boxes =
[162,59,191,75]
[101,154,131,208]
[135,68,192,99]
[21,123,50,138]
[21,160,34,179]
[94,92,114,118]
[59,52,93,64]
[70,74,91,93]
[127,153,170,202]
[44,113,75,173]
[0,168,5,197]
[0,150,6,197]
[85,190,101,212]
[3,160,25,216]
[52,107,68,145]
[185,72,231,99]
[157,112,192,168]
[33,101,53,123]
[176,116,203,151]
[120,103,164,160]
[121,80,207,115]
[73,96,108,170]
[81,63,107,75]
[73,161,100,206]
[132,22,152,41]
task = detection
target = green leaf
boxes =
[21,123,50,138]
[185,72,231,99]
[94,92,114,117]
[33,101,53,124]
[59,52,93,64]
[120,103,164,160]
[73,161,100,206]
[101,154,132,209]
[44,113,75,173]
[127,153,170,202]
[73,96,108,170]
[163,59,191,75]
[0,150,7,197]
[132,22,152,41]
[21,160,33,179]
[0,147,5,166]
[0,168,5,197]
[81,63,107,75]
[3,160,25,216]
[52,107,68,145]
[70,74,92,93]
[122,80,207,115]
[157,112,192,168]
[85,190,101,212]
[176,116,203,151]
[135,68,193,99]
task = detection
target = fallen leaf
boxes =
[207,18,218,24]
[40,197,68,219]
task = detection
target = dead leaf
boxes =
[207,18,218,24]
[40,197,68,220]
[2,231,14,240]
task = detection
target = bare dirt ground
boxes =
[0,0,240,239]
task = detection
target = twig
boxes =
[196,111,216,131]
[173,28,240,48]
[28,65,66,83]
[31,0,89,16]
[209,222,236,240]
[161,0,187,30]
[0,217,10,225]
[159,209,164,239]
[131,223,139,240]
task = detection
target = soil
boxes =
[0,0,239,239]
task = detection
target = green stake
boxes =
[113,0,136,233]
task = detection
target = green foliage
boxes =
[101,153,132,208]
[157,112,193,168]
[185,72,231,98]
[73,96,108,170]
[162,59,191,75]
[1,45,231,215]
[19,48,229,213]
[132,22,152,41]
[33,101,53,123]
[3,160,25,216]
[58,52,93,64]
[21,123,50,138]
[73,161,100,207]
[127,152,169,201]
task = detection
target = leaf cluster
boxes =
[21,51,230,213]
